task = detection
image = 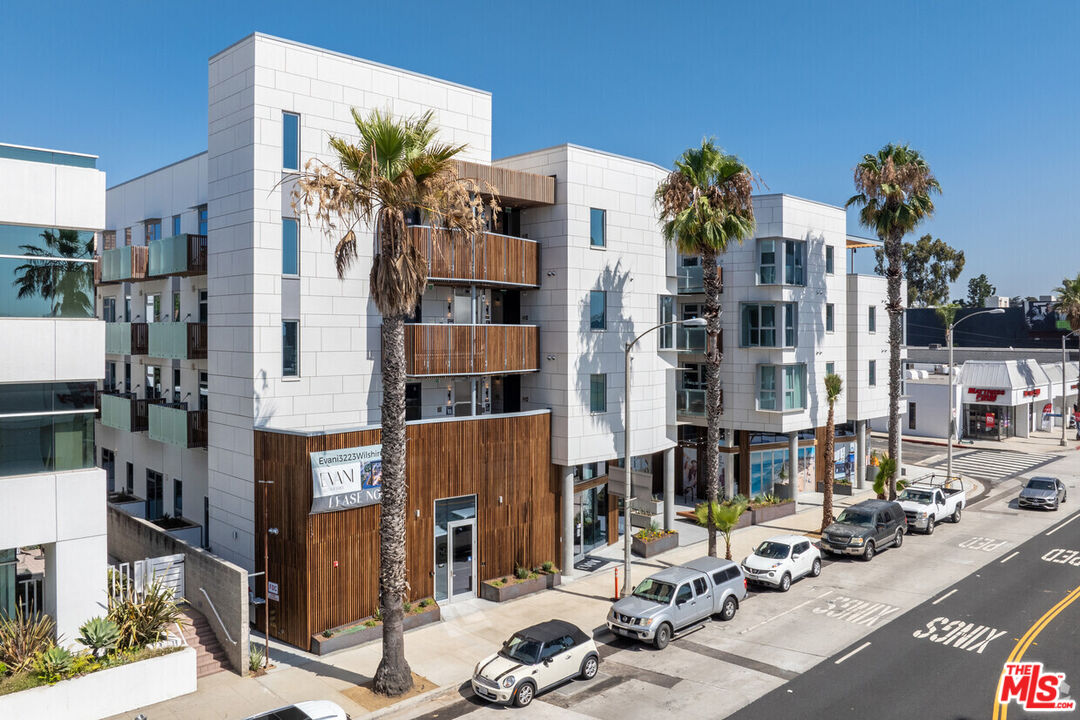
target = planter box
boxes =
[631,531,679,558]
[816,482,854,496]
[310,604,441,655]
[751,501,796,525]
[480,572,561,603]
[631,498,664,515]
[0,648,194,720]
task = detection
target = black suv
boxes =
[820,499,907,561]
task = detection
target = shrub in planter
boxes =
[0,608,55,674]
[631,526,679,558]
[249,643,264,672]
[78,617,120,658]
[108,580,184,650]
[33,646,74,684]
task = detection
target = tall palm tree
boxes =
[820,373,843,532]
[13,229,94,317]
[294,108,495,696]
[847,144,940,500]
[656,139,755,557]
[1052,274,1080,331]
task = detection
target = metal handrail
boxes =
[199,587,237,645]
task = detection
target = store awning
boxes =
[958,360,1051,403]
[846,236,879,249]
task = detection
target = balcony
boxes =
[105,322,148,355]
[149,234,207,277]
[676,387,706,416]
[100,393,163,432]
[404,324,539,376]
[403,226,539,287]
[677,265,721,294]
[148,322,207,360]
[148,403,208,448]
[98,246,148,284]
[676,326,722,354]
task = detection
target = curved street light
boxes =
[946,308,1005,482]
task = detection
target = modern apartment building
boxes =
[0,143,107,642]
[672,196,891,501]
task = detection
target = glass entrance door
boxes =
[445,519,475,600]
[573,486,608,561]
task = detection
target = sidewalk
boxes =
[874,429,1079,454]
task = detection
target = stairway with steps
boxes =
[180,606,231,677]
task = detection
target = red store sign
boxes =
[1022,388,1041,398]
[968,388,1006,403]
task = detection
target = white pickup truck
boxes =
[897,477,966,534]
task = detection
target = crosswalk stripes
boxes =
[926,449,1061,483]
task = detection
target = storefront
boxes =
[573,484,608,560]
[959,360,1051,440]
[966,401,1014,440]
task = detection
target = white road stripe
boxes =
[739,590,833,635]
[999,551,1020,563]
[932,589,958,605]
[834,641,871,665]
[1046,513,1080,536]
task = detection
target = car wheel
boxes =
[720,595,738,621]
[810,558,822,577]
[863,541,875,561]
[513,681,535,707]
[653,623,672,650]
[894,528,904,548]
[925,516,935,535]
[1054,500,1061,511]
[579,654,599,680]
[952,506,962,523]
[779,573,792,592]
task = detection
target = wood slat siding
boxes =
[254,411,554,650]
[187,323,208,359]
[404,324,539,376]
[404,226,540,288]
[455,161,556,207]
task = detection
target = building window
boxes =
[589,374,607,413]
[199,290,208,323]
[198,206,208,235]
[868,305,877,333]
[0,224,96,319]
[659,296,674,349]
[825,304,835,333]
[825,246,835,275]
[758,239,777,284]
[282,320,299,377]
[199,372,208,411]
[589,208,606,247]
[758,366,777,410]
[102,297,116,323]
[145,365,162,400]
[282,218,299,275]
[102,230,116,251]
[124,227,132,246]
[173,479,183,519]
[146,293,161,323]
[104,362,117,393]
[172,291,181,321]
[126,462,133,495]
[784,240,806,285]
[146,470,164,521]
[908,402,916,430]
[741,303,796,347]
[825,361,835,376]
[869,360,877,386]
[172,215,181,236]
[173,368,181,404]
[589,291,606,330]
[783,365,806,410]
[758,364,807,411]
[282,112,300,171]
[145,220,161,244]
[0,382,97,478]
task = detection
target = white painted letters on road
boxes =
[813,596,900,627]
[912,616,1007,654]
[958,536,1010,552]
[1041,548,1080,566]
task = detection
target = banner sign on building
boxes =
[310,444,383,514]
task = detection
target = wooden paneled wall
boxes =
[404,324,539,376]
[254,410,554,649]
[455,160,556,207]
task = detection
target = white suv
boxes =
[741,534,821,591]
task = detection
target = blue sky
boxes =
[1,1,1077,297]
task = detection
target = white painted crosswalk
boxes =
[928,449,1061,483]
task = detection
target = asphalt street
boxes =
[729,504,1080,720]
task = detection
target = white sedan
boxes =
[244,700,349,720]
[741,534,821,591]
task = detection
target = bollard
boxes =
[614,567,619,600]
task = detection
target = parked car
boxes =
[741,534,821,591]
[1019,476,1068,511]
[820,499,907,561]
[897,477,966,533]
[471,619,599,707]
[244,700,349,720]
[607,556,746,649]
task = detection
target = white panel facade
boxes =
[846,273,890,421]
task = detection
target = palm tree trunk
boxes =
[885,228,904,500]
[702,249,723,557]
[373,312,414,696]
[821,401,835,532]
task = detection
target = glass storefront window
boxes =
[750,447,788,498]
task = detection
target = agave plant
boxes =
[78,617,120,658]
[108,580,184,650]
[33,645,74,684]
[0,607,56,673]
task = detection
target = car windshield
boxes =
[754,541,791,559]
[1027,479,1056,491]
[632,578,676,603]
[898,489,932,504]
[835,509,874,526]
[501,634,542,665]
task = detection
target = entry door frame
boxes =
[445,518,477,602]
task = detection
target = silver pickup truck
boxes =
[606,557,747,649]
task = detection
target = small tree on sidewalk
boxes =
[821,373,843,532]
[695,497,749,560]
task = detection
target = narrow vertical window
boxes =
[784,303,797,347]
[282,320,299,377]
[198,206,208,235]
[658,296,674,349]
[758,366,777,410]
[759,240,776,284]
[869,360,877,386]
[199,371,208,411]
[825,303,835,332]
[172,215,182,236]
[868,305,877,333]
[173,478,183,519]
[590,291,606,330]
[282,112,300,171]
[783,365,805,410]
[589,374,607,412]
[282,218,299,275]
[825,362,835,376]
[589,208,606,247]
[825,245,835,275]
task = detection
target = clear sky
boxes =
[1,1,1077,297]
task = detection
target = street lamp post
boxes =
[622,316,707,597]
[947,308,1005,482]
[1062,329,1080,447]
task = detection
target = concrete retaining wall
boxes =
[108,507,248,674]
[0,646,196,720]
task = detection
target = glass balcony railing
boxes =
[676,326,706,352]
[105,322,148,355]
[148,403,207,448]
[678,265,703,293]
[676,388,706,416]
[148,322,207,360]
[99,246,148,284]
[149,234,207,277]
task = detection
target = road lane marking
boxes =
[999,551,1019,564]
[738,589,833,634]
[1041,548,1080,566]
[811,595,900,627]
[913,617,1007,653]
[834,641,870,665]
[932,589,958,605]
[993,582,1080,720]
[1045,512,1080,536]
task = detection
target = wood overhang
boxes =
[455,160,555,207]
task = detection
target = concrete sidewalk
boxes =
[874,429,1080,454]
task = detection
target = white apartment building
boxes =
[0,143,107,642]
